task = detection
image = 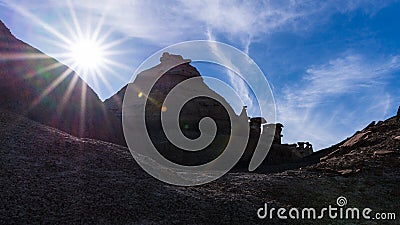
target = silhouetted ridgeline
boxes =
[106,52,314,168]
[0,20,124,145]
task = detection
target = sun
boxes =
[69,39,105,70]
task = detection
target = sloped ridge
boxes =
[104,84,127,120]
[310,116,400,176]
[0,20,12,38]
[0,20,124,145]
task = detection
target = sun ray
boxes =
[25,61,64,79]
[59,14,81,45]
[92,18,105,43]
[89,67,102,94]
[102,57,132,71]
[30,68,74,110]
[99,63,128,83]
[90,68,121,118]
[67,0,84,40]
[79,80,87,137]
[5,0,130,122]
[94,68,117,94]
[101,37,131,51]
[0,53,51,60]
[57,72,80,115]
[5,2,73,46]
[91,1,114,42]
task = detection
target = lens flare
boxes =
[69,39,105,70]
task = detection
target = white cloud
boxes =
[285,54,399,108]
[277,54,400,150]
[205,30,254,112]
[5,0,392,47]
[180,1,299,38]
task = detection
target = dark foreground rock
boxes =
[1,109,399,224]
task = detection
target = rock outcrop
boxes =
[0,20,124,145]
[316,114,400,174]
[107,52,313,167]
[104,84,126,121]
[121,52,242,166]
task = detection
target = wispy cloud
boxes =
[5,0,392,47]
[285,54,400,108]
[205,29,254,112]
[277,53,400,149]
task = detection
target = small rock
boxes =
[338,169,353,175]
[373,150,395,156]
[338,169,360,176]
[340,131,370,148]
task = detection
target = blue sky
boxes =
[1,0,399,150]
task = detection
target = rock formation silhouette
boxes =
[107,52,313,168]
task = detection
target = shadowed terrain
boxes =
[1,108,399,224]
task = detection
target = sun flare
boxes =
[69,39,104,70]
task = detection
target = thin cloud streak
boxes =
[5,0,389,47]
[206,29,254,112]
[285,54,400,108]
[278,54,400,150]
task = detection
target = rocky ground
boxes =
[0,109,399,224]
